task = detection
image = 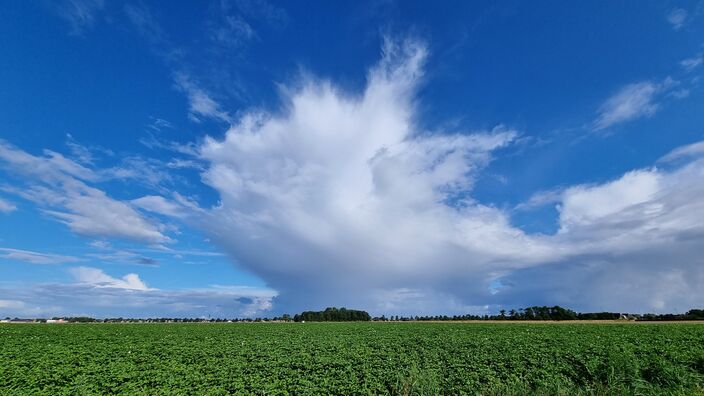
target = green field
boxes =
[2,322,704,395]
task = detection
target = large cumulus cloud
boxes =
[182,40,556,314]
[167,39,704,315]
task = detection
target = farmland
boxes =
[1,322,704,395]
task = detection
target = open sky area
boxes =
[1,0,703,318]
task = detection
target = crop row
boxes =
[1,322,704,394]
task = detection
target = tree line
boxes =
[370,307,704,321]
[4,307,704,323]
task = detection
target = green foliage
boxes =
[294,307,371,322]
[1,322,703,394]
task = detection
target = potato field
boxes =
[2,322,704,395]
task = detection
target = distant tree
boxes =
[294,307,370,322]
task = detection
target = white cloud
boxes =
[0,270,276,318]
[63,133,115,165]
[148,117,174,132]
[204,0,288,53]
[681,54,703,72]
[164,39,704,315]
[0,197,16,213]
[139,133,200,156]
[558,170,661,231]
[131,194,199,219]
[210,14,255,48]
[0,141,172,244]
[43,187,172,244]
[65,135,95,165]
[102,156,179,192]
[514,188,564,210]
[69,266,150,290]
[668,88,690,99]
[174,73,232,123]
[0,248,82,265]
[667,8,688,30]
[500,152,704,313]
[89,240,111,249]
[183,38,564,314]
[0,299,26,309]
[659,140,704,162]
[593,81,660,130]
[0,299,57,317]
[545,156,704,254]
[166,158,204,170]
[592,77,687,131]
[123,3,236,125]
[0,142,97,182]
[85,249,159,267]
[53,0,105,35]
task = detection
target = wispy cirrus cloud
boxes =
[131,193,203,219]
[514,188,564,211]
[123,2,233,125]
[681,54,703,72]
[64,133,114,165]
[207,0,288,49]
[147,117,175,132]
[173,73,232,124]
[593,81,660,131]
[84,248,160,267]
[61,135,188,193]
[52,0,106,35]
[0,197,16,213]
[0,248,82,265]
[658,140,704,163]
[208,14,256,49]
[0,141,172,245]
[82,239,222,267]
[592,78,684,131]
[104,156,182,193]
[667,8,688,30]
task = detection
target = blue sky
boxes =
[1,0,703,318]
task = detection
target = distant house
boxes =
[46,319,67,324]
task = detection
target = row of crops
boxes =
[2,322,704,394]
